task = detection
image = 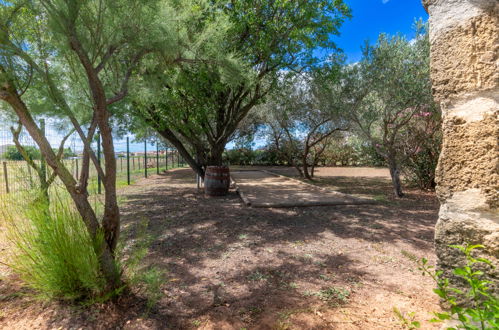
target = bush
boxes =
[223,148,256,165]
[3,145,41,161]
[357,144,386,167]
[1,193,110,301]
[223,147,288,166]
[401,111,441,190]
[420,245,498,329]
[402,142,440,190]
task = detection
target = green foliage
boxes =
[224,148,256,166]
[323,21,440,195]
[1,193,111,301]
[304,286,350,306]
[3,145,40,161]
[420,245,498,329]
[118,218,165,313]
[321,138,385,167]
[401,111,441,190]
[55,147,76,159]
[393,307,421,329]
[131,0,351,170]
[223,148,289,166]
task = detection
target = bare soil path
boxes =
[0,167,440,329]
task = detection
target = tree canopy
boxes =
[128,0,352,177]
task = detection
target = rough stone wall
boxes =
[425,0,499,294]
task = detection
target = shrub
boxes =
[420,245,498,329]
[401,110,441,190]
[355,144,385,167]
[223,148,256,165]
[1,193,110,301]
[402,141,440,190]
[3,145,41,161]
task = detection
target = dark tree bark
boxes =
[388,155,404,197]
[0,82,120,286]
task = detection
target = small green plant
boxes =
[401,250,419,263]
[420,245,498,330]
[303,286,350,306]
[318,287,350,303]
[393,306,421,329]
[247,271,269,282]
[319,274,334,281]
[119,218,165,313]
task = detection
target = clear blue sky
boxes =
[331,0,428,63]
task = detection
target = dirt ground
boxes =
[0,167,441,329]
[231,170,373,207]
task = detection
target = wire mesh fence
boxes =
[0,120,186,201]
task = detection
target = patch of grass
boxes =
[369,223,384,229]
[303,286,350,306]
[372,194,389,203]
[119,218,165,313]
[273,320,291,330]
[246,305,263,317]
[192,319,202,327]
[317,287,350,303]
[319,274,334,281]
[401,250,419,263]
[238,233,248,240]
[247,271,270,282]
[1,192,111,301]
[393,307,421,329]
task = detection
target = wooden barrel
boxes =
[204,166,230,196]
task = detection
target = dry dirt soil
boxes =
[0,167,441,329]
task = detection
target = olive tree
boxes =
[259,65,349,180]
[132,0,352,178]
[327,24,438,197]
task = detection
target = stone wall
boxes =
[424,0,498,294]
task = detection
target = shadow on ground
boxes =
[0,167,440,329]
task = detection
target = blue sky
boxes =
[332,0,428,63]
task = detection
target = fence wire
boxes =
[0,121,185,200]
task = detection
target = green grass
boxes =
[303,286,350,306]
[0,159,182,304]
[1,192,109,301]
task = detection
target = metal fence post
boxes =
[156,141,159,175]
[144,140,148,178]
[177,150,180,167]
[127,137,130,185]
[165,148,168,170]
[97,132,102,194]
[75,158,79,179]
[3,161,9,193]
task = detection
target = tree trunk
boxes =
[388,156,404,197]
[207,142,225,166]
[156,128,205,178]
[303,160,313,180]
[1,82,121,289]
[302,145,313,180]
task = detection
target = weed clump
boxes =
[1,193,108,301]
